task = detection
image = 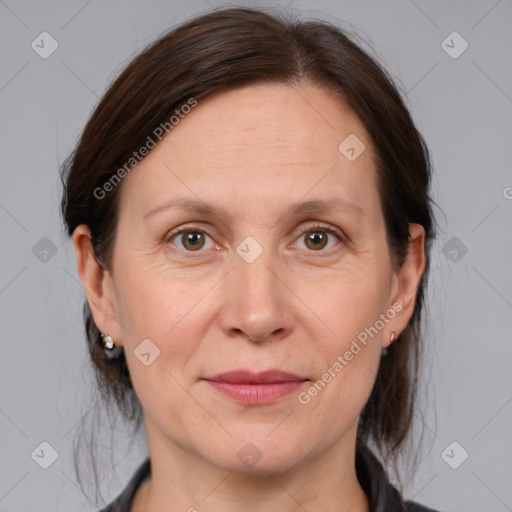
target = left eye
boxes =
[293,225,341,252]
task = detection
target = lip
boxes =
[203,370,309,405]
[205,369,307,384]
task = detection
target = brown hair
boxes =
[60,6,436,496]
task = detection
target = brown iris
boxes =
[181,231,206,251]
[304,230,328,251]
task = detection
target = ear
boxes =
[71,224,124,347]
[385,223,426,348]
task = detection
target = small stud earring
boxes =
[101,333,115,350]
[382,331,397,357]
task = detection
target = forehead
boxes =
[118,81,379,223]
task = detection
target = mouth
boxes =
[202,369,310,405]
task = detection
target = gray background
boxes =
[1,0,511,510]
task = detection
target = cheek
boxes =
[113,256,197,335]
[297,268,387,433]
[112,264,204,426]
[299,259,390,402]
[304,259,391,343]
[112,261,217,387]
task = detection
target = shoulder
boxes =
[404,500,441,512]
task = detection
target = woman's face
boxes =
[75,81,425,474]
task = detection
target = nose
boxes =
[218,248,294,343]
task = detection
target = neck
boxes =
[133,419,370,512]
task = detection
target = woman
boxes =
[61,7,439,512]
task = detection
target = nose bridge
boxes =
[221,238,291,341]
[236,247,278,300]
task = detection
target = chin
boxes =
[200,431,307,476]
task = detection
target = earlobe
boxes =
[387,223,426,343]
[71,225,123,346]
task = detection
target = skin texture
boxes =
[72,81,426,512]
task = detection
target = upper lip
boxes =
[204,369,308,384]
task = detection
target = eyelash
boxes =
[166,222,344,256]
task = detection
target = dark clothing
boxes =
[100,446,439,512]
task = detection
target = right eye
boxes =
[167,225,216,253]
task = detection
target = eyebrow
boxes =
[143,197,362,222]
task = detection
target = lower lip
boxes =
[205,380,307,405]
